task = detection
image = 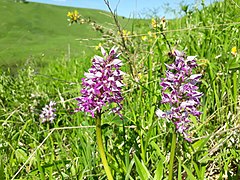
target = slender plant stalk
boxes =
[169,132,177,180]
[103,0,134,77]
[232,72,237,113]
[161,32,172,53]
[96,113,113,180]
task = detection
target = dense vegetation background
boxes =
[0,0,239,179]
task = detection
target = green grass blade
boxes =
[153,159,163,180]
[133,154,153,180]
[182,164,197,180]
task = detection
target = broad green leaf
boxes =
[150,141,166,161]
[229,62,240,70]
[192,162,201,178]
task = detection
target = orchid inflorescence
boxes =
[156,50,203,141]
[40,101,56,123]
[76,46,125,118]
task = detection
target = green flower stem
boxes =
[96,113,113,180]
[169,132,177,180]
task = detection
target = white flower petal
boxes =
[112,59,123,66]
[84,72,95,78]
[101,46,106,56]
[94,55,104,63]
[95,71,102,77]
[116,81,124,87]
[108,77,114,81]
[156,109,166,118]
[186,56,196,62]
[189,74,202,80]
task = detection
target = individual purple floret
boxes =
[76,46,125,118]
[156,50,203,141]
[40,101,56,123]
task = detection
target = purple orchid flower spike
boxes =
[156,50,203,141]
[40,101,56,123]
[76,46,125,118]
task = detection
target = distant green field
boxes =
[0,0,133,67]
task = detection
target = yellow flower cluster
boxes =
[148,31,157,39]
[118,29,131,40]
[95,43,102,50]
[231,46,237,56]
[151,17,166,30]
[67,10,80,24]
[140,31,158,43]
[151,18,157,28]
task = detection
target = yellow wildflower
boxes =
[151,17,167,31]
[151,18,157,28]
[120,29,131,40]
[141,35,147,41]
[135,73,142,82]
[153,33,157,39]
[148,31,152,37]
[95,43,102,50]
[197,59,209,66]
[74,10,79,16]
[67,12,73,17]
[231,46,237,56]
[123,30,130,36]
[67,10,80,24]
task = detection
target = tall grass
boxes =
[0,0,240,179]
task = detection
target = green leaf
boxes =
[192,135,210,153]
[198,155,213,164]
[229,62,240,71]
[125,159,135,180]
[133,154,153,180]
[0,156,4,180]
[150,141,166,162]
[153,159,163,180]
[192,162,200,178]
[182,164,197,180]
[15,149,28,163]
[177,157,182,180]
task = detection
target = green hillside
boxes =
[0,0,131,67]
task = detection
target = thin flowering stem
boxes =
[103,0,134,77]
[76,46,125,179]
[156,49,203,179]
[96,112,113,180]
[169,132,177,180]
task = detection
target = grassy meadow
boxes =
[0,0,240,179]
[0,0,131,68]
